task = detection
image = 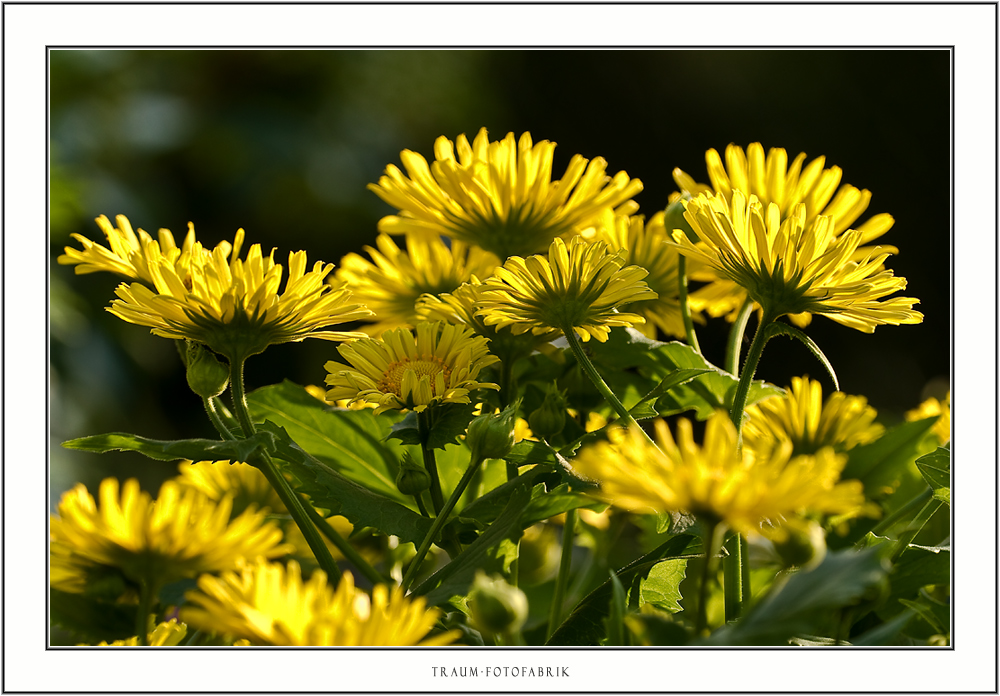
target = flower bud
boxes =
[773,519,827,569]
[183,341,230,398]
[528,382,567,439]
[467,571,528,636]
[395,452,431,496]
[466,401,519,462]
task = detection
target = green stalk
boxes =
[695,522,725,635]
[417,411,446,515]
[728,315,776,435]
[402,454,486,590]
[303,502,388,586]
[677,255,701,353]
[723,532,743,622]
[740,534,751,611]
[562,326,658,449]
[725,298,755,376]
[135,579,157,647]
[228,354,342,585]
[546,509,576,640]
[203,396,235,440]
[870,488,934,537]
[498,356,516,408]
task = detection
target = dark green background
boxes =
[50,50,951,500]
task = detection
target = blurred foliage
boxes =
[50,50,950,503]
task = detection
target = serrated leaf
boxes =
[247,381,405,501]
[546,534,700,645]
[915,447,950,491]
[639,559,687,613]
[605,571,627,646]
[256,421,432,545]
[62,431,277,464]
[50,589,136,643]
[842,417,937,490]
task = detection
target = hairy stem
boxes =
[725,298,755,376]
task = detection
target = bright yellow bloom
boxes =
[476,236,657,343]
[590,209,697,339]
[743,377,884,456]
[907,392,951,445]
[87,619,188,647]
[369,128,642,259]
[336,233,499,336]
[62,215,372,358]
[50,478,289,586]
[572,411,875,537]
[174,460,287,517]
[670,191,922,332]
[182,561,459,646]
[324,321,499,415]
[671,144,898,326]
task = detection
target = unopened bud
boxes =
[395,452,431,496]
[183,341,230,398]
[466,401,519,461]
[468,571,528,636]
[528,383,567,439]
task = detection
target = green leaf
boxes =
[882,543,950,617]
[604,571,627,646]
[386,402,478,450]
[899,598,948,634]
[546,534,700,645]
[521,483,606,528]
[457,465,559,525]
[50,588,136,643]
[414,485,531,607]
[851,608,915,646]
[624,610,691,646]
[765,322,839,391]
[62,431,277,464]
[842,417,937,491]
[256,421,432,546]
[628,368,713,419]
[247,381,405,501]
[587,326,665,370]
[706,548,888,646]
[639,559,688,613]
[915,446,950,491]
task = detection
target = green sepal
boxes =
[764,322,840,391]
[62,431,277,464]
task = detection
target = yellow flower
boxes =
[670,191,922,332]
[743,377,884,456]
[590,209,698,339]
[572,411,875,537]
[671,144,898,326]
[174,460,287,517]
[369,128,642,259]
[907,392,951,445]
[50,478,289,586]
[336,233,499,336]
[476,236,657,343]
[63,215,372,358]
[324,321,499,415]
[87,619,188,647]
[182,561,459,646]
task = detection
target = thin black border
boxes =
[1,0,985,690]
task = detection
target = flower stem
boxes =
[729,315,776,436]
[499,356,516,408]
[228,354,342,585]
[135,579,157,646]
[723,532,744,622]
[303,503,389,586]
[677,255,701,353]
[562,326,657,449]
[402,454,486,590]
[203,396,235,440]
[417,411,446,515]
[695,522,725,635]
[546,509,576,640]
[725,298,755,376]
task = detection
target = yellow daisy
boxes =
[476,236,657,343]
[589,209,697,339]
[87,619,188,647]
[62,216,372,359]
[50,478,289,586]
[182,561,459,646]
[174,460,287,517]
[670,191,922,332]
[906,392,951,445]
[324,321,499,415]
[743,376,884,456]
[369,128,643,259]
[572,411,875,538]
[335,233,499,336]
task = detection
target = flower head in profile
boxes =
[572,411,876,538]
[182,561,459,646]
[50,478,289,586]
[174,460,286,517]
[324,321,499,415]
[369,128,642,259]
[336,233,499,336]
[61,215,372,359]
[589,209,697,339]
[907,392,951,445]
[476,236,657,343]
[670,191,922,332]
[86,619,188,647]
[743,376,884,456]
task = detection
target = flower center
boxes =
[377,355,451,397]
